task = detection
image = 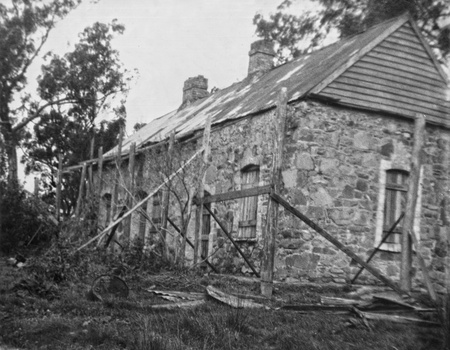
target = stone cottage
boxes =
[97,14,450,293]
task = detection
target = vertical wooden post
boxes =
[112,126,124,217]
[161,131,175,259]
[261,87,288,297]
[55,153,63,221]
[194,116,212,265]
[34,177,39,197]
[75,163,87,218]
[124,142,136,243]
[88,137,95,198]
[97,146,104,218]
[401,114,425,292]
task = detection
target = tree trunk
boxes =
[0,99,19,184]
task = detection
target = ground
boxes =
[0,250,444,350]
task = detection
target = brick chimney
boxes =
[180,75,209,109]
[248,40,275,77]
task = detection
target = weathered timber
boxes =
[104,205,128,248]
[55,153,63,221]
[123,142,136,242]
[166,216,218,273]
[203,204,260,277]
[261,87,288,297]
[179,187,195,265]
[76,149,204,252]
[206,286,264,309]
[356,310,440,327]
[193,185,272,206]
[194,116,211,265]
[270,192,405,296]
[88,137,95,196]
[409,229,437,302]
[352,212,405,284]
[96,146,104,224]
[161,132,175,259]
[112,126,124,217]
[75,163,87,218]
[401,114,425,292]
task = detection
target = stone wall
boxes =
[95,99,450,293]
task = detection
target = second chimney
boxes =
[180,75,209,109]
[248,40,275,77]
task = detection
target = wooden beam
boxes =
[96,146,104,223]
[409,229,437,302]
[401,114,425,292]
[204,204,260,278]
[270,192,405,296]
[124,142,136,243]
[88,137,95,198]
[261,87,288,297]
[75,163,87,218]
[194,116,211,265]
[351,212,405,284]
[161,131,175,259]
[167,216,218,273]
[55,153,63,221]
[193,185,272,205]
[75,148,204,252]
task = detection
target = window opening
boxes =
[239,165,259,238]
[383,170,408,244]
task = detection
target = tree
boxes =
[0,0,80,184]
[254,0,450,64]
[23,20,131,215]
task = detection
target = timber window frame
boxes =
[201,192,212,263]
[238,164,260,239]
[375,159,422,252]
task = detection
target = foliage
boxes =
[23,20,131,216]
[254,0,450,64]
[0,0,80,183]
[0,180,58,254]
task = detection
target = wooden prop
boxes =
[75,149,203,252]
[166,217,218,273]
[203,204,260,277]
[401,114,425,291]
[75,163,87,217]
[270,192,405,296]
[261,87,288,297]
[124,142,136,242]
[194,116,212,264]
[161,131,175,258]
[351,212,405,284]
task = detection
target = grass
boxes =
[0,256,445,350]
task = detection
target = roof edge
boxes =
[308,13,410,95]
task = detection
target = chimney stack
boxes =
[248,40,275,77]
[180,75,209,109]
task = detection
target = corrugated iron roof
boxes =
[105,14,448,157]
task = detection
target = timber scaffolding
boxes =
[61,88,437,301]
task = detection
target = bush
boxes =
[0,181,58,254]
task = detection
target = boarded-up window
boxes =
[239,165,259,238]
[383,170,408,244]
[201,192,211,260]
[149,192,162,233]
[102,193,112,226]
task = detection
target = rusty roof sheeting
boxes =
[105,14,448,157]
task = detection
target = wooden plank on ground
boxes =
[206,286,264,309]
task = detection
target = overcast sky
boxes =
[22,0,317,136]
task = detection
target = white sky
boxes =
[23,0,317,136]
[9,0,317,189]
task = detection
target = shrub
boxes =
[0,181,58,254]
